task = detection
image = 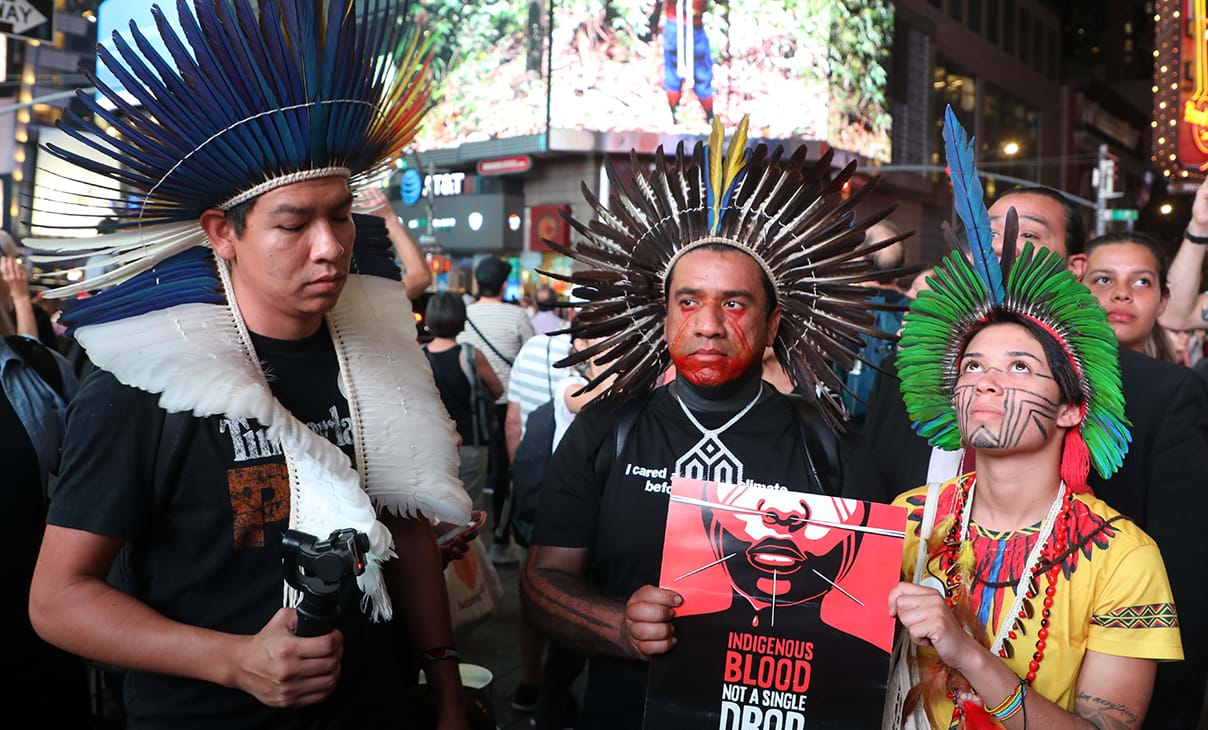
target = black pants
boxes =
[534,645,586,730]
[490,403,512,543]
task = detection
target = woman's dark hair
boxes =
[425,292,467,339]
[958,310,1084,408]
[997,186,1087,256]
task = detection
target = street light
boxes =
[1159,203,1174,215]
[1002,141,1021,156]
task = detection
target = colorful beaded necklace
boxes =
[937,477,1076,726]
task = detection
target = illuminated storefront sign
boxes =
[1154,0,1208,179]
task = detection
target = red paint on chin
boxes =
[668,307,758,386]
[672,350,756,386]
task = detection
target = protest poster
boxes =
[643,477,906,729]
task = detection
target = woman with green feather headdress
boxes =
[882,108,1182,730]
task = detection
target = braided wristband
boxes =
[985,678,1028,721]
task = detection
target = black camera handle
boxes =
[281,528,370,637]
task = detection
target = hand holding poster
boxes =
[643,477,906,729]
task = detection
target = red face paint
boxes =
[668,304,758,387]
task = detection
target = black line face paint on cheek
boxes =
[956,384,1060,449]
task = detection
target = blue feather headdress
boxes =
[28,0,433,299]
[543,116,913,427]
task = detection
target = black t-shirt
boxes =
[533,385,884,730]
[47,324,404,730]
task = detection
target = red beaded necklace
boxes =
[936,476,1077,726]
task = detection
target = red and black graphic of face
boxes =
[701,482,867,609]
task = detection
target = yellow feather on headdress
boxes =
[707,115,751,234]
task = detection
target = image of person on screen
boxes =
[651,0,716,124]
[703,483,866,615]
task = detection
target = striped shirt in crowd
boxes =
[508,334,574,436]
[457,300,535,403]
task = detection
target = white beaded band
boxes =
[219,167,352,210]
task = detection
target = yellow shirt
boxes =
[894,474,1183,724]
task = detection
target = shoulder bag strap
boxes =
[545,337,553,401]
[466,318,514,366]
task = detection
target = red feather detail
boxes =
[956,696,999,730]
[902,650,949,729]
[1060,430,1091,494]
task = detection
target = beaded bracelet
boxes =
[985,677,1028,722]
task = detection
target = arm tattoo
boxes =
[1075,692,1141,730]
[1200,305,1208,323]
[521,564,634,659]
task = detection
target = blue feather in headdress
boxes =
[41,0,426,228]
[942,105,1004,303]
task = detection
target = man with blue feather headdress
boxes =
[25,2,471,727]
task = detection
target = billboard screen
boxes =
[96,1,891,161]
[547,0,892,159]
[416,1,892,160]
[412,0,551,150]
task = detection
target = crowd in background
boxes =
[6,178,1208,728]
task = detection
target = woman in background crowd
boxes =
[1082,232,1178,363]
[424,292,504,512]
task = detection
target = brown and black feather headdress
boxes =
[542,117,912,427]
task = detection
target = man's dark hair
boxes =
[425,291,467,338]
[664,243,778,318]
[959,309,1084,408]
[474,257,511,298]
[995,186,1087,256]
[1084,230,1171,297]
[223,196,257,238]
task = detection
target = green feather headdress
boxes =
[898,108,1130,487]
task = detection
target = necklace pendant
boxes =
[672,385,762,485]
[675,432,745,484]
